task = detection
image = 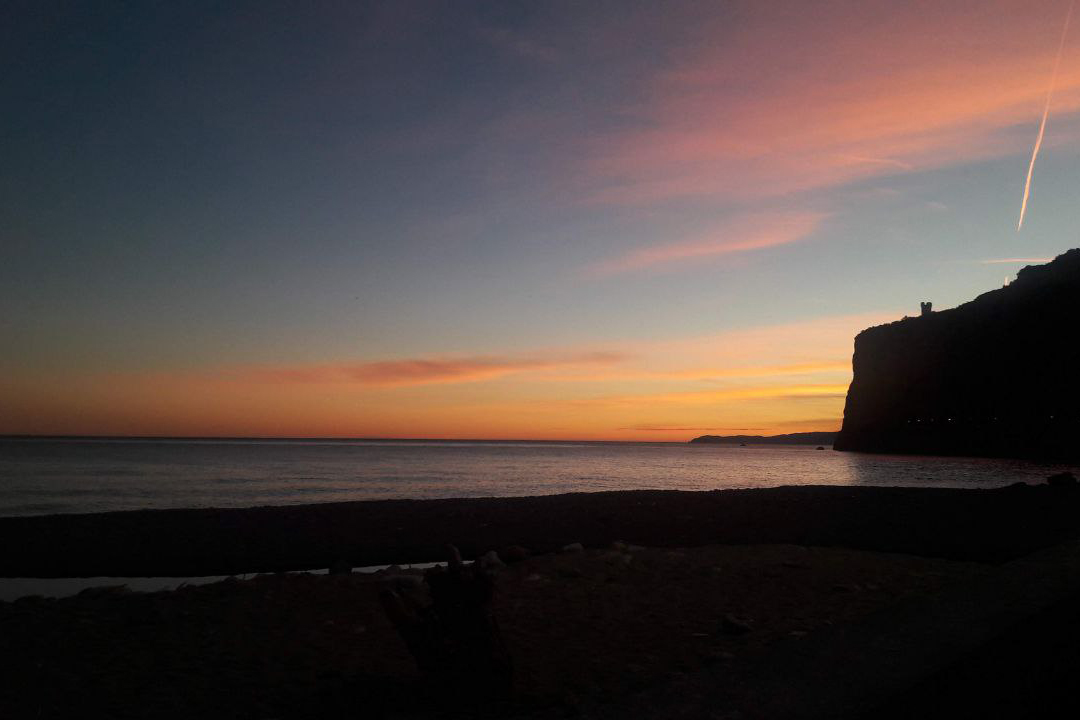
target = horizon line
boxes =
[0,431,839,444]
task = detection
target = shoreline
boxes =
[3,483,1079,578]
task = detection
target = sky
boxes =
[2,0,1080,441]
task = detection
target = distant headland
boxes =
[689,431,836,445]
[834,248,1080,460]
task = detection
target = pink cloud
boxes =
[582,1,1080,204]
[979,257,1053,264]
[588,212,824,275]
[248,351,629,387]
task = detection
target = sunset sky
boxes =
[2,0,1079,440]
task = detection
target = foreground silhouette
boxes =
[5,481,1080,718]
[380,545,512,705]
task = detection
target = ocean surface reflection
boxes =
[0,438,1070,517]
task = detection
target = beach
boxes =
[2,484,1078,579]
[4,483,1080,718]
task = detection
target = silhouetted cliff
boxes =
[834,249,1080,460]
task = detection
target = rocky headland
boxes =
[834,248,1080,460]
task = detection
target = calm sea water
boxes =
[0,438,1071,518]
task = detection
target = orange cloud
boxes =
[585,1,1080,204]
[687,361,851,381]
[572,383,850,408]
[530,361,852,384]
[246,351,630,387]
[588,212,824,275]
[618,426,737,432]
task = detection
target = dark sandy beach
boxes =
[3,483,1080,719]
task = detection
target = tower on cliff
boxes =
[920,301,932,316]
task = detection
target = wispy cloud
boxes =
[583,1,1080,205]
[773,417,844,429]
[247,351,630,387]
[618,425,736,432]
[978,257,1053,264]
[572,383,851,408]
[588,212,824,275]
[531,361,852,384]
[476,26,560,64]
[833,154,915,171]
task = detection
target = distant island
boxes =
[689,431,836,445]
[834,248,1080,460]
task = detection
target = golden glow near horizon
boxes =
[0,313,891,441]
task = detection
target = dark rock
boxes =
[386,573,423,592]
[77,584,130,598]
[603,550,633,567]
[1047,472,1078,487]
[835,249,1080,461]
[721,613,753,635]
[381,546,512,700]
[561,542,584,553]
[479,549,505,570]
[328,559,352,575]
[499,545,529,563]
[707,649,737,663]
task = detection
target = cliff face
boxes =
[834,249,1080,460]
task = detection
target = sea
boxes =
[0,436,1071,518]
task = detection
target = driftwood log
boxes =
[380,546,512,699]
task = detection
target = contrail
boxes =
[1018,0,1075,231]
